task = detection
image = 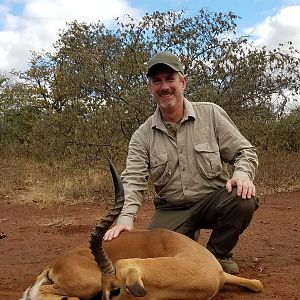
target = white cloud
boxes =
[2,1,300,73]
[0,0,142,72]
[247,5,300,110]
[245,5,300,52]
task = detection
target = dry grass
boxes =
[0,151,299,207]
[0,157,114,207]
[256,150,300,195]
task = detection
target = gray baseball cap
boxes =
[147,52,184,77]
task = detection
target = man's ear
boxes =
[148,80,152,94]
[125,268,147,297]
[181,75,187,90]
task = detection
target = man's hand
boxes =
[226,177,256,199]
[103,224,133,241]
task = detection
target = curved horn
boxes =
[89,159,124,276]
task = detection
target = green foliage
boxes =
[274,107,300,152]
[28,103,128,163]
[0,75,42,153]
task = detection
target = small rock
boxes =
[252,257,261,263]
[0,232,7,239]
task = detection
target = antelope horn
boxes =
[89,159,125,276]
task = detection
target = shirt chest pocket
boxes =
[194,142,223,179]
[149,153,171,186]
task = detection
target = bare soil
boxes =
[0,191,299,299]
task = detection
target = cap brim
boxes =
[147,63,182,77]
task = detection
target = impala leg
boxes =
[39,285,80,300]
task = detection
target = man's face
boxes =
[148,66,186,110]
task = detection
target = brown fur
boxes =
[21,229,263,300]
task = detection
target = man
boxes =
[104,51,259,274]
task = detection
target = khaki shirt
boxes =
[117,98,258,226]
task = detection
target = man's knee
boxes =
[228,189,259,232]
[230,187,259,215]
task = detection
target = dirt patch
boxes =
[0,191,299,299]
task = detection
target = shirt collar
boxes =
[152,98,195,130]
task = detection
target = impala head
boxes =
[89,160,147,299]
[101,274,123,300]
[101,262,146,299]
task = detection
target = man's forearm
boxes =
[115,188,144,226]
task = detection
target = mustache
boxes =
[159,90,172,96]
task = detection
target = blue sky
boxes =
[130,0,284,29]
[0,0,300,72]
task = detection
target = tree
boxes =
[0,75,42,153]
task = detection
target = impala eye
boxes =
[109,287,121,298]
[109,288,121,299]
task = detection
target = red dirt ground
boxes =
[0,191,299,300]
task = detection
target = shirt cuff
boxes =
[116,215,134,226]
[232,170,251,181]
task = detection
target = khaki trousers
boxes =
[147,187,259,258]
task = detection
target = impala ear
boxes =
[125,268,147,297]
[127,281,147,297]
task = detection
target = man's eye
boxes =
[167,77,175,81]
